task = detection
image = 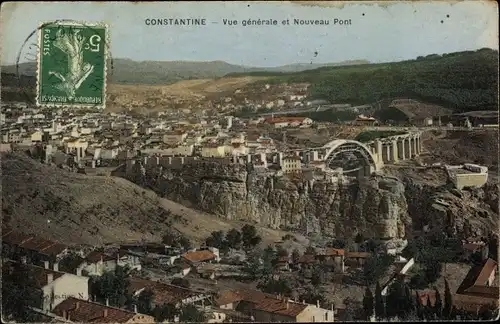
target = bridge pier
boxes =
[391,141,399,162]
[404,138,411,159]
[397,139,406,160]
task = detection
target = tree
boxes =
[153,303,178,322]
[291,248,301,265]
[93,265,132,307]
[362,286,374,320]
[242,249,263,279]
[355,233,365,244]
[311,265,325,287]
[443,279,453,319]
[374,282,385,320]
[433,287,443,318]
[136,289,154,314]
[331,239,345,249]
[171,278,190,288]
[276,245,289,258]
[262,245,278,271]
[2,262,42,322]
[423,258,442,285]
[178,236,192,250]
[363,254,395,285]
[205,231,226,250]
[257,277,292,295]
[386,279,403,319]
[299,286,326,305]
[241,224,261,249]
[415,291,424,320]
[305,245,316,255]
[179,304,206,322]
[225,228,242,249]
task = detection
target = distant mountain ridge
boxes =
[1,58,370,85]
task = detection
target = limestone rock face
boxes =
[403,179,498,238]
[124,161,411,240]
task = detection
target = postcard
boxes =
[1,1,498,323]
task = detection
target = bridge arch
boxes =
[323,139,378,173]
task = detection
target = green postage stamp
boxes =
[37,22,108,108]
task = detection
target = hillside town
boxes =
[2,85,499,322]
[1,1,499,322]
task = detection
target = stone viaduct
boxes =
[318,131,423,176]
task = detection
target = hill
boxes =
[1,58,369,86]
[0,152,300,247]
[226,48,499,112]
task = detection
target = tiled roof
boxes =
[183,250,216,263]
[345,251,371,259]
[218,289,308,318]
[297,254,316,264]
[457,258,498,295]
[128,277,199,305]
[2,230,33,245]
[85,251,116,264]
[254,298,308,318]
[52,297,141,323]
[215,290,243,306]
[462,243,483,252]
[317,248,345,257]
[473,258,497,287]
[2,229,67,256]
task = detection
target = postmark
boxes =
[36,21,109,109]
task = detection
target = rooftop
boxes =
[52,297,143,323]
[183,250,217,263]
[128,277,201,305]
[2,229,68,256]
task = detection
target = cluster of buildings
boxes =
[1,228,338,323]
[1,102,343,179]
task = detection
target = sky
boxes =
[1,1,498,67]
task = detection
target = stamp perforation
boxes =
[35,20,110,109]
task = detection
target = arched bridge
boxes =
[319,131,423,176]
[322,139,378,176]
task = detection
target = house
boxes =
[282,155,302,173]
[296,254,317,269]
[2,229,68,265]
[315,248,345,273]
[421,116,433,126]
[353,115,378,126]
[128,277,210,308]
[265,117,313,128]
[201,144,226,157]
[215,289,335,322]
[344,251,371,268]
[452,258,499,314]
[163,131,188,145]
[3,260,89,312]
[78,251,118,276]
[31,130,43,142]
[462,239,489,262]
[77,250,141,276]
[64,138,88,161]
[183,248,221,266]
[276,256,292,272]
[52,297,154,323]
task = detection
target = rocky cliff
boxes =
[403,178,498,238]
[120,161,411,240]
[118,160,499,241]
